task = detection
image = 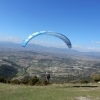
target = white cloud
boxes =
[92,41,100,44]
[8,37,13,39]
[72,44,100,52]
[0,36,22,43]
[72,45,81,48]
[87,47,95,50]
[96,41,100,44]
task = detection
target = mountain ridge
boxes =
[0,41,100,57]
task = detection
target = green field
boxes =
[0,83,100,100]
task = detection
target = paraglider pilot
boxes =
[45,72,50,82]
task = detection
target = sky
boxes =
[0,0,100,52]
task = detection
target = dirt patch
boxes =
[76,97,90,100]
[73,86,98,88]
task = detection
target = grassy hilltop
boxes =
[0,83,100,100]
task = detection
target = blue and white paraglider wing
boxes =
[22,31,72,48]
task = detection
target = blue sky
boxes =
[0,0,100,52]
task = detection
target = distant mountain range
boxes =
[0,41,100,79]
[0,41,100,57]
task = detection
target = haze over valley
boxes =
[0,42,100,82]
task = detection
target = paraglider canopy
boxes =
[22,31,72,48]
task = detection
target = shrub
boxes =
[6,78,11,83]
[36,80,44,86]
[10,79,21,84]
[29,76,39,85]
[21,76,30,85]
[80,80,89,84]
[92,74,100,82]
[0,76,6,83]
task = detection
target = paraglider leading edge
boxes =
[22,31,72,48]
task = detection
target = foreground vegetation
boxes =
[0,83,100,100]
[1,72,100,86]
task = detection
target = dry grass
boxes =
[0,83,100,100]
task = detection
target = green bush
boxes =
[35,80,44,86]
[92,74,100,82]
[6,78,11,83]
[80,80,89,84]
[21,76,30,85]
[10,79,21,84]
[0,76,6,83]
[29,76,39,85]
